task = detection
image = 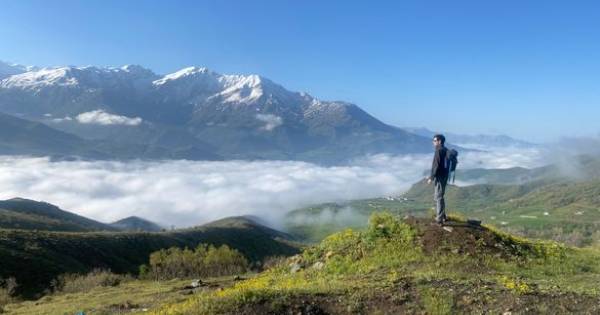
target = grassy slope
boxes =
[0,217,301,298]
[0,198,119,232]
[285,175,600,246]
[154,213,600,314]
[4,276,246,315]
[459,155,600,185]
[6,213,600,314]
[403,179,600,244]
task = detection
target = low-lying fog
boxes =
[0,145,546,228]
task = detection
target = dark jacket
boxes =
[430,146,449,181]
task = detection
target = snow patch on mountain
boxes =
[1,65,158,92]
[256,114,283,131]
[154,67,277,105]
[213,74,265,103]
[304,98,350,118]
[0,67,79,90]
[75,110,143,126]
[152,66,212,85]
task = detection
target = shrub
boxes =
[144,244,249,280]
[0,277,18,310]
[300,212,420,276]
[366,212,415,243]
[51,269,131,294]
[139,264,150,278]
[261,256,288,270]
[498,275,532,295]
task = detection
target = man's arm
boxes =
[430,149,440,181]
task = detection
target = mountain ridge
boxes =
[0,197,118,232]
[404,127,536,148]
[0,111,221,161]
[0,62,432,163]
[0,207,301,297]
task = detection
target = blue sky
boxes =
[1,0,600,142]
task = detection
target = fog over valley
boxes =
[0,145,546,228]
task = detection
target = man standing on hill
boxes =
[427,134,449,226]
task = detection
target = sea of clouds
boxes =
[0,146,546,228]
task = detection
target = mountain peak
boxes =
[0,197,118,232]
[119,64,155,76]
[0,65,161,91]
[153,66,214,85]
[0,62,434,162]
[215,74,268,103]
[0,67,79,90]
[110,215,163,232]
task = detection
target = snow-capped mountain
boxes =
[0,63,431,163]
[0,111,219,161]
[0,61,37,79]
[1,64,156,91]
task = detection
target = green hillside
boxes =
[458,155,600,185]
[4,277,244,315]
[203,216,296,241]
[155,213,600,314]
[0,216,301,298]
[285,159,600,246]
[109,216,164,232]
[4,213,600,314]
[0,198,119,232]
[6,213,600,314]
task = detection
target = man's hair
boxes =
[433,134,445,145]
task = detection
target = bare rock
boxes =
[290,263,303,273]
[312,261,325,270]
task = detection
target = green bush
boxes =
[299,212,420,276]
[144,244,249,280]
[366,212,415,243]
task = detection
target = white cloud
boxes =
[52,116,73,122]
[458,146,545,169]
[0,146,544,229]
[286,206,368,228]
[256,114,282,131]
[75,110,142,126]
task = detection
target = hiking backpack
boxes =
[445,149,458,183]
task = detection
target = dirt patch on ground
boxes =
[226,278,600,314]
[404,216,532,259]
[234,281,416,315]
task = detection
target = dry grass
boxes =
[3,275,245,315]
[51,269,132,294]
